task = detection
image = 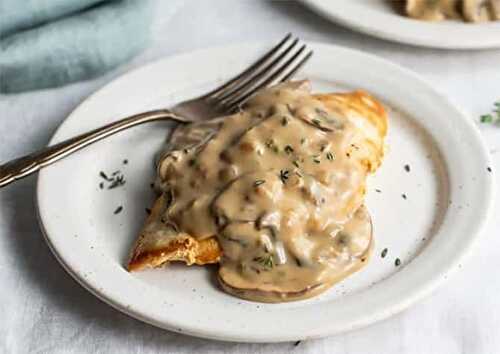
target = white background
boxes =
[1,1,499,353]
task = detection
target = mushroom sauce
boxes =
[155,82,380,302]
[406,0,500,22]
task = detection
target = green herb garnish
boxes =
[326,152,334,161]
[381,248,388,258]
[312,118,321,127]
[281,116,289,126]
[265,139,279,153]
[99,171,111,181]
[395,258,401,267]
[254,255,275,269]
[108,175,126,189]
[481,114,494,123]
[284,145,294,154]
[480,100,500,124]
[113,206,123,215]
[254,179,266,187]
[279,169,290,183]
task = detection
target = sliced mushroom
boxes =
[406,0,500,22]
[463,0,500,21]
[406,0,461,21]
[492,0,500,19]
[217,205,374,303]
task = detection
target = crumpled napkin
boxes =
[0,0,153,93]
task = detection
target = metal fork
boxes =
[0,34,313,188]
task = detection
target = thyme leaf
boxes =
[312,118,321,127]
[480,100,500,124]
[254,179,266,187]
[284,145,294,154]
[279,169,290,184]
[254,254,275,269]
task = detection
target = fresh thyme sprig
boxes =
[254,254,275,269]
[480,100,500,124]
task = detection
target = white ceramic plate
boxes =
[37,42,494,342]
[302,0,500,49]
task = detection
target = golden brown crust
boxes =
[127,237,221,271]
[127,196,221,271]
[315,91,387,173]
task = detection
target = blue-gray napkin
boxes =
[0,0,153,93]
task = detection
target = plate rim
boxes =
[36,41,496,342]
[301,0,500,50]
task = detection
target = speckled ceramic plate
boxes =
[36,42,495,342]
[302,0,500,49]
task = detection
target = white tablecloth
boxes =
[1,1,499,353]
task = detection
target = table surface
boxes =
[1,1,499,353]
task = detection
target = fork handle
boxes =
[0,109,190,188]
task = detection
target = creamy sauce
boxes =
[406,0,500,22]
[155,82,381,302]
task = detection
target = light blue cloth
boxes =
[0,0,153,93]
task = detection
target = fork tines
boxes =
[205,33,313,113]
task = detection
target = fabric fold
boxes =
[0,0,153,93]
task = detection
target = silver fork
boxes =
[0,34,313,188]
